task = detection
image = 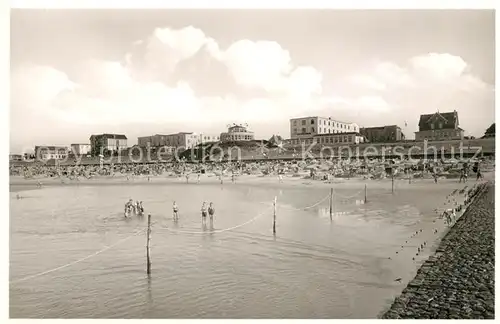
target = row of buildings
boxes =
[287,110,465,146]
[136,124,256,152]
[14,110,467,161]
[25,123,257,160]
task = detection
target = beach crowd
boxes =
[10,156,492,183]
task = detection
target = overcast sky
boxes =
[10,9,495,152]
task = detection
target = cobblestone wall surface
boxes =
[382,182,495,319]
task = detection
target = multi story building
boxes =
[290,116,359,140]
[137,135,161,147]
[360,125,405,143]
[288,132,366,146]
[89,134,128,156]
[34,146,68,160]
[70,143,91,156]
[220,124,255,142]
[137,133,202,150]
[415,111,464,141]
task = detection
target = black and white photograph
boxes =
[7,1,496,320]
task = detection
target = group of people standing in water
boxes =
[124,198,215,226]
[124,199,144,217]
[172,200,216,226]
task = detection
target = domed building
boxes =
[220,123,255,142]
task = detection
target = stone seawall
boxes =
[381,182,495,319]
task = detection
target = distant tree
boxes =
[267,134,284,147]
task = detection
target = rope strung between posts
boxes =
[274,194,330,211]
[156,206,273,235]
[9,184,382,284]
[10,227,146,285]
[9,196,285,283]
[332,188,365,200]
[159,191,334,234]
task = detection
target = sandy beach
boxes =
[10,169,494,193]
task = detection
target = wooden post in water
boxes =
[273,196,277,234]
[146,214,152,275]
[364,184,367,204]
[329,188,333,221]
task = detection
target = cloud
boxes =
[349,75,387,91]
[10,65,79,149]
[144,26,218,73]
[217,40,323,99]
[10,26,494,152]
[11,65,76,106]
[350,53,488,92]
[346,53,493,135]
[322,95,392,118]
[127,27,323,98]
[409,53,468,79]
[11,26,328,151]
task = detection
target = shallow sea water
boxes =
[10,180,461,318]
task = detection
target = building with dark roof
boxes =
[415,111,464,141]
[360,125,405,143]
[89,134,128,156]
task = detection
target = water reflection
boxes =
[146,275,152,305]
[10,183,455,319]
[317,207,346,219]
[318,199,365,220]
[334,199,366,206]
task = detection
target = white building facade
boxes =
[220,124,255,142]
[290,116,359,140]
[198,133,220,144]
[34,146,69,160]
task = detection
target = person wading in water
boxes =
[137,201,144,217]
[173,201,179,221]
[201,202,208,227]
[124,199,134,218]
[208,202,215,228]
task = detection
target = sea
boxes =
[10,179,461,318]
